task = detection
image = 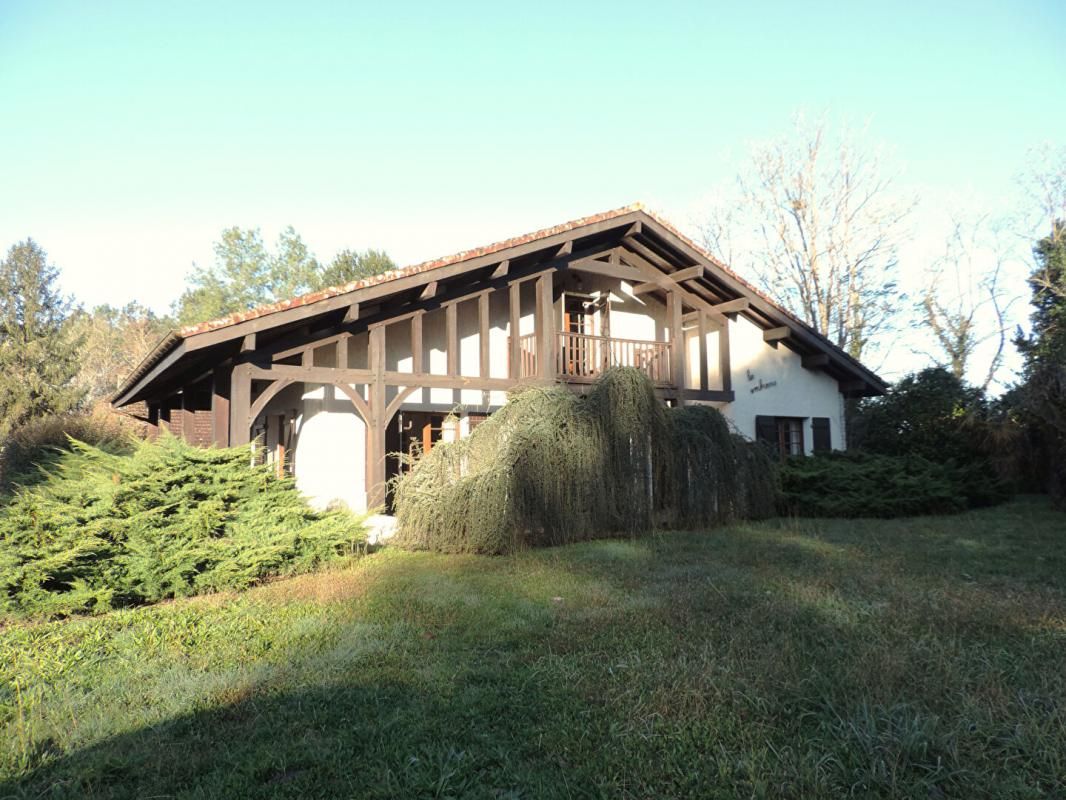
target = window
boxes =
[755,415,806,458]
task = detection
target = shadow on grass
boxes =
[2,670,594,799]
[4,499,1064,799]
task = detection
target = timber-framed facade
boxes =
[112,205,886,511]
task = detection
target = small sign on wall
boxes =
[746,369,778,395]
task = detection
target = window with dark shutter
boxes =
[812,417,831,453]
[755,416,776,447]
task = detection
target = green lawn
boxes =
[2,498,1064,799]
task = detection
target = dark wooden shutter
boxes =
[812,417,831,453]
[755,416,776,446]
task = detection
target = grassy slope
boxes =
[1,498,1064,799]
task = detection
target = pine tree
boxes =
[1015,222,1066,504]
[317,248,396,288]
[0,240,83,439]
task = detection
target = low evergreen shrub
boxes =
[779,451,1010,518]
[0,434,365,618]
[392,368,778,554]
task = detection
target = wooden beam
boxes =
[670,265,704,282]
[411,312,423,373]
[624,221,642,238]
[336,335,348,368]
[509,281,521,379]
[269,330,348,363]
[680,388,735,403]
[619,247,726,322]
[419,281,438,300]
[631,281,659,296]
[343,302,359,323]
[566,258,645,282]
[383,372,516,391]
[446,301,458,375]
[632,265,704,295]
[802,353,830,368]
[248,364,373,384]
[479,292,490,379]
[491,259,510,279]
[682,310,724,330]
[711,297,749,316]
[247,363,519,393]
[240,333,256,352]
[556,240,573,258]
[763,326,790,344]
[248,378,295,425]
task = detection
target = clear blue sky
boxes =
[1,0,1063,367]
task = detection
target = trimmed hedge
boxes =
[0,434,365,618]
[779,451,1011,518]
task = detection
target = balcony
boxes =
[516,331,673,386]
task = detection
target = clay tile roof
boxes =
[114,201,886,404]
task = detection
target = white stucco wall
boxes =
[720,315,845,453]
[256,347,369,512]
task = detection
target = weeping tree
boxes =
[392,368,778,554]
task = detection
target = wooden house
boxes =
[111,205,886,511]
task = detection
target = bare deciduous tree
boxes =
[701,118,913,360]
[917,217,1016,390]
[67,303,173,402]
[1021,143,1066,294]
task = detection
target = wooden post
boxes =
[698,311,709,392]
[336,335,348,369]
[446,302,458,376]
[668,291,685,403]
[366,326,387,509]
[719,318,732,393]
[411,312,423,373]
[479,292,490,379]
[229,363,251,445]
[536,273,555,381]
[509,281,521,379]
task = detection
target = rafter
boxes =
[763,326,790,344]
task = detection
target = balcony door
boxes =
[562,293,609,377]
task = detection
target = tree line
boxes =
[0,228,395,438]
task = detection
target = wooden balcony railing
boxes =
[513,331,673,386]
